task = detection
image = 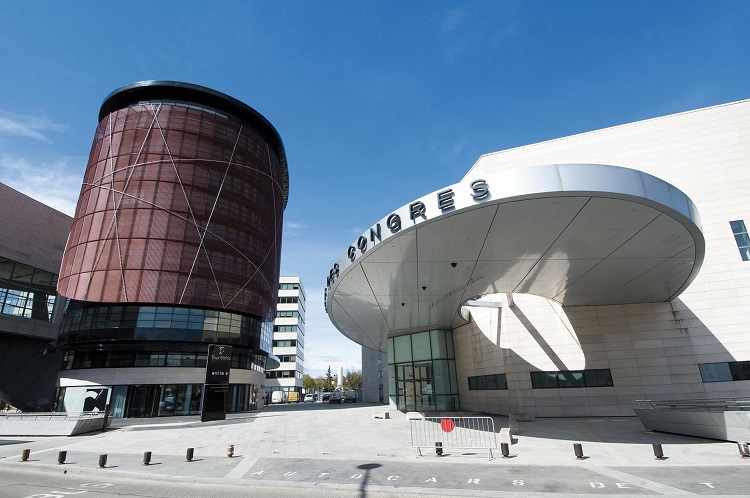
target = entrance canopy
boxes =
[325,164,704,352]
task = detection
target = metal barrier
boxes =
[409,416,497,460]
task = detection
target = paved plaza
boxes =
[1,402,749,496]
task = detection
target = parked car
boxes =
[344,390,357,402]
[329,391,342,404]
[303,394,314,403]
[322,393,330,401]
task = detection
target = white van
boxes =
[271,391,287,404]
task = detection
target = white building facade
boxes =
[361,346,388,404]
[330,99,750,417]
[266,276,306,398]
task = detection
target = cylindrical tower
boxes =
[55,81,288,418]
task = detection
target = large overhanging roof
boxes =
[325,164,704,352]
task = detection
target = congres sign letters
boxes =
[325,178,490,299]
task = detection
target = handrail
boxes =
[635,397,750,410]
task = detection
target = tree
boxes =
[344,369,362,390]
[302,374,315,393]
[322,365,335,392]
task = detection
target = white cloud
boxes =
[0,113,65,143]
[0,155,83,215]
[285,221,304,229]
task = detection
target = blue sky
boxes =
[1,2,748,377]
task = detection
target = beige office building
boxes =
[336,99,750,417]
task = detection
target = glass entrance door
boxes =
[396,362,436,411]
[126,385,159,418]
[414,362,435,411]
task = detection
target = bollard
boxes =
[738,442,750,458]
[652,443,665,460]
[102,404,110,433]
[143,451,152,465]
[435,441,443,456]
[98,454,108,468]
[573,443,585,459]
[227,444,234,458]
[21,449,30,462]
[186,447,194,461]
[58,451,67,465]
[501,442,510,458]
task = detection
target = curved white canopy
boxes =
[325,164,704,352]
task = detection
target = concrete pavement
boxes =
[0,402,748,496]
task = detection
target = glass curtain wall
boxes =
[387,329,459,412]
[55,383,259,418]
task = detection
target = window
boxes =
[266,369,296,379]
[583,369,615,387]
[700,361,750,382]
[556,371,584,388]
[61,349,257,371]
[0,257,58,321]
[275,310,298,318]
[274,325,299,333]
[149,353,166,366]
[531,369,613,388]
[529,371,558,389]
[467,373,508,390]
[730,220,750,261]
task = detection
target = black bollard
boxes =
[143,451,152,465]
[58,451,67,465]
[435,441,443,456]
[574,443,584,459]
[501,442,510,458]
[186,447,194,461]
[652,443,665,459]
[98,454,108,468]
[21,449,30,462]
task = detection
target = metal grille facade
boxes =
[58,85,286,323]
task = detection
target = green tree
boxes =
[302,374,315,393]
[322,365,335,391]
[344,369,362,390]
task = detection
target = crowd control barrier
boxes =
[409,416,498,460]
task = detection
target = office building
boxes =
[265,276,306,399]
[329,99,750,417]
[54,81,288,417]
[0,183,71,411]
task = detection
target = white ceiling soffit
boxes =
[325,164,704,351]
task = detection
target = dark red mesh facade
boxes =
[58,92,286,322]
